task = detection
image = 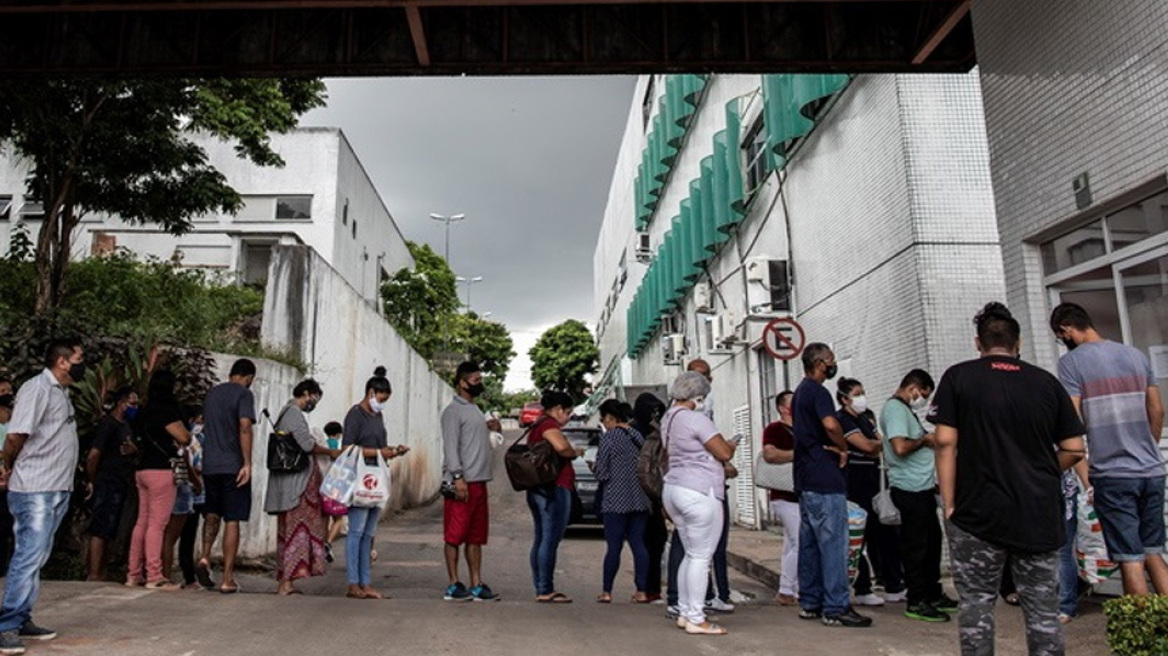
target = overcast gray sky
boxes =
[302,77,636,391]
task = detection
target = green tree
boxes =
[380,241,460,360]
[529,319,598,401]
[0,78,326,314]
[449,312,516,410]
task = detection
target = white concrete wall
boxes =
[209,352,303,559]
[262,245,455,512]
[0,128,413,302]
[970,0,1168,369]
[593,73,1002,527]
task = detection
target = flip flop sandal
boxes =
[684,622,727,636]
[537,592,573,604]
[631,596,651,604]
[219,584,241,595]
[596,594,612,604]
[196,562,215,589]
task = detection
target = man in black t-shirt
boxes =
[84,387,139,582]
[928,303,1085,656]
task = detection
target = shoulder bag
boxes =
[504,419,562,492]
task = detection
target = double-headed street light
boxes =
[456,275,484,314]
[429,213,466,265]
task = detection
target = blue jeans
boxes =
[798,491,850,615]
[345,505,381,586]
[0,491,70,632]
[602,511,649,593]
[526,486,571,595]
[1059,503,1079,617]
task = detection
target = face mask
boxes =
[191,423,203,436]
[304,400,318,413]
[123,406,139,422]
[692,397,706,414]
[910,394,929,412]
[824,364,838,380]
[1061,337,1077,351]
[68,361,86,383]
[850,395,868,414]
[0,394,12,409]
[466,383,485,398]
[369,396,386,414]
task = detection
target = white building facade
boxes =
[0,127,412,303]
[593,72,1004,528]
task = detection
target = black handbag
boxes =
[266,406,310,474]
[504,420,562,491]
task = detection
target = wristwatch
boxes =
[452,473,464,481]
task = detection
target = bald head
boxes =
[687,358,711,381]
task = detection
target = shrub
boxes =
[1105,594,1168,655]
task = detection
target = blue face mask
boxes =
[124,406,140,422]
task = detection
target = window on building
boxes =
[19,199,44,219]
[618,250,628,291]
[352,219,357,239]
[742,115,769,196]
[758,351,779,426]
[275,196,312,220]
[1042,188,1168,402]
[642,77,657,129]
[342,199,349,225]
[0,196,11,220]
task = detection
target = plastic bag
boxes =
[872,489,901,526]
[1075,493,1119,584]
[846,501,868,583]
[320,446,361,507]
[351,450,391,509]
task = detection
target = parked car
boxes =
[565,427,602,526]
[519,402,543,428]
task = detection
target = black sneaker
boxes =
[0,631,24,655]
[905,602,951,622]
[17,622,55,641]
[798,607,822,620]
[822,607,873,628]
[471,584,500,602]
[933,594,959,613]
[444,582,473,602]
[195,561,215,590]
[324,542,335,564]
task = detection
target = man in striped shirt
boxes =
[0,340,86,655]
[1052,302,1168,596]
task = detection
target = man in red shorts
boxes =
[441,362,501,602]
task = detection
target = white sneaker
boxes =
[705,598,735,613]
[853,593,886,607]
[883,590,908,603]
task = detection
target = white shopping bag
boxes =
[1075,492,1119,584]
[351,450,391,509]
[320,446,361,506]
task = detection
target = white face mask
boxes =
[369,396,387,414]
[910,394,929,412]
[850,395,868,414]
[692,397,706,414]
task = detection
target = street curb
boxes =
[726,548,779,592]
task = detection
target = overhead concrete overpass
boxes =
[0,0,973,76]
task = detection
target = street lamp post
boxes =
[429,212,465,353]
[456,275,484,314]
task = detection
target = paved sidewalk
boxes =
[725,523,1112,653]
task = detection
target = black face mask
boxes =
[1061,337,1077,351]
[466,383,485,397]
[68,362,86,384]
[0,394,12,409]
[824,364,839,379]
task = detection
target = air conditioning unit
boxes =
[663,333,687,364]
[711,312,740,346]
[635,233,653,264]
[746,256,792,316]
[693,281,713,313]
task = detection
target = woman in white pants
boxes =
[660,372,737,636]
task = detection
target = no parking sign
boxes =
[762,317,805,361]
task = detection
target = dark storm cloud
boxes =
[302,76,636,388]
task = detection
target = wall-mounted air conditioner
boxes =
[635,233,653,264]
[712,312,740,346]
[663,333,687,364]
[746,256,792,316]
[693,282,713,314]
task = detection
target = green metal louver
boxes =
[762,73,849,171]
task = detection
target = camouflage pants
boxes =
[947,522,1064,656]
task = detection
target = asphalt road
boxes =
[24,429,1110,655]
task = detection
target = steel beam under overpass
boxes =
[0,0,974,76]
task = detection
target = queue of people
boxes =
[0,295,1163,654]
